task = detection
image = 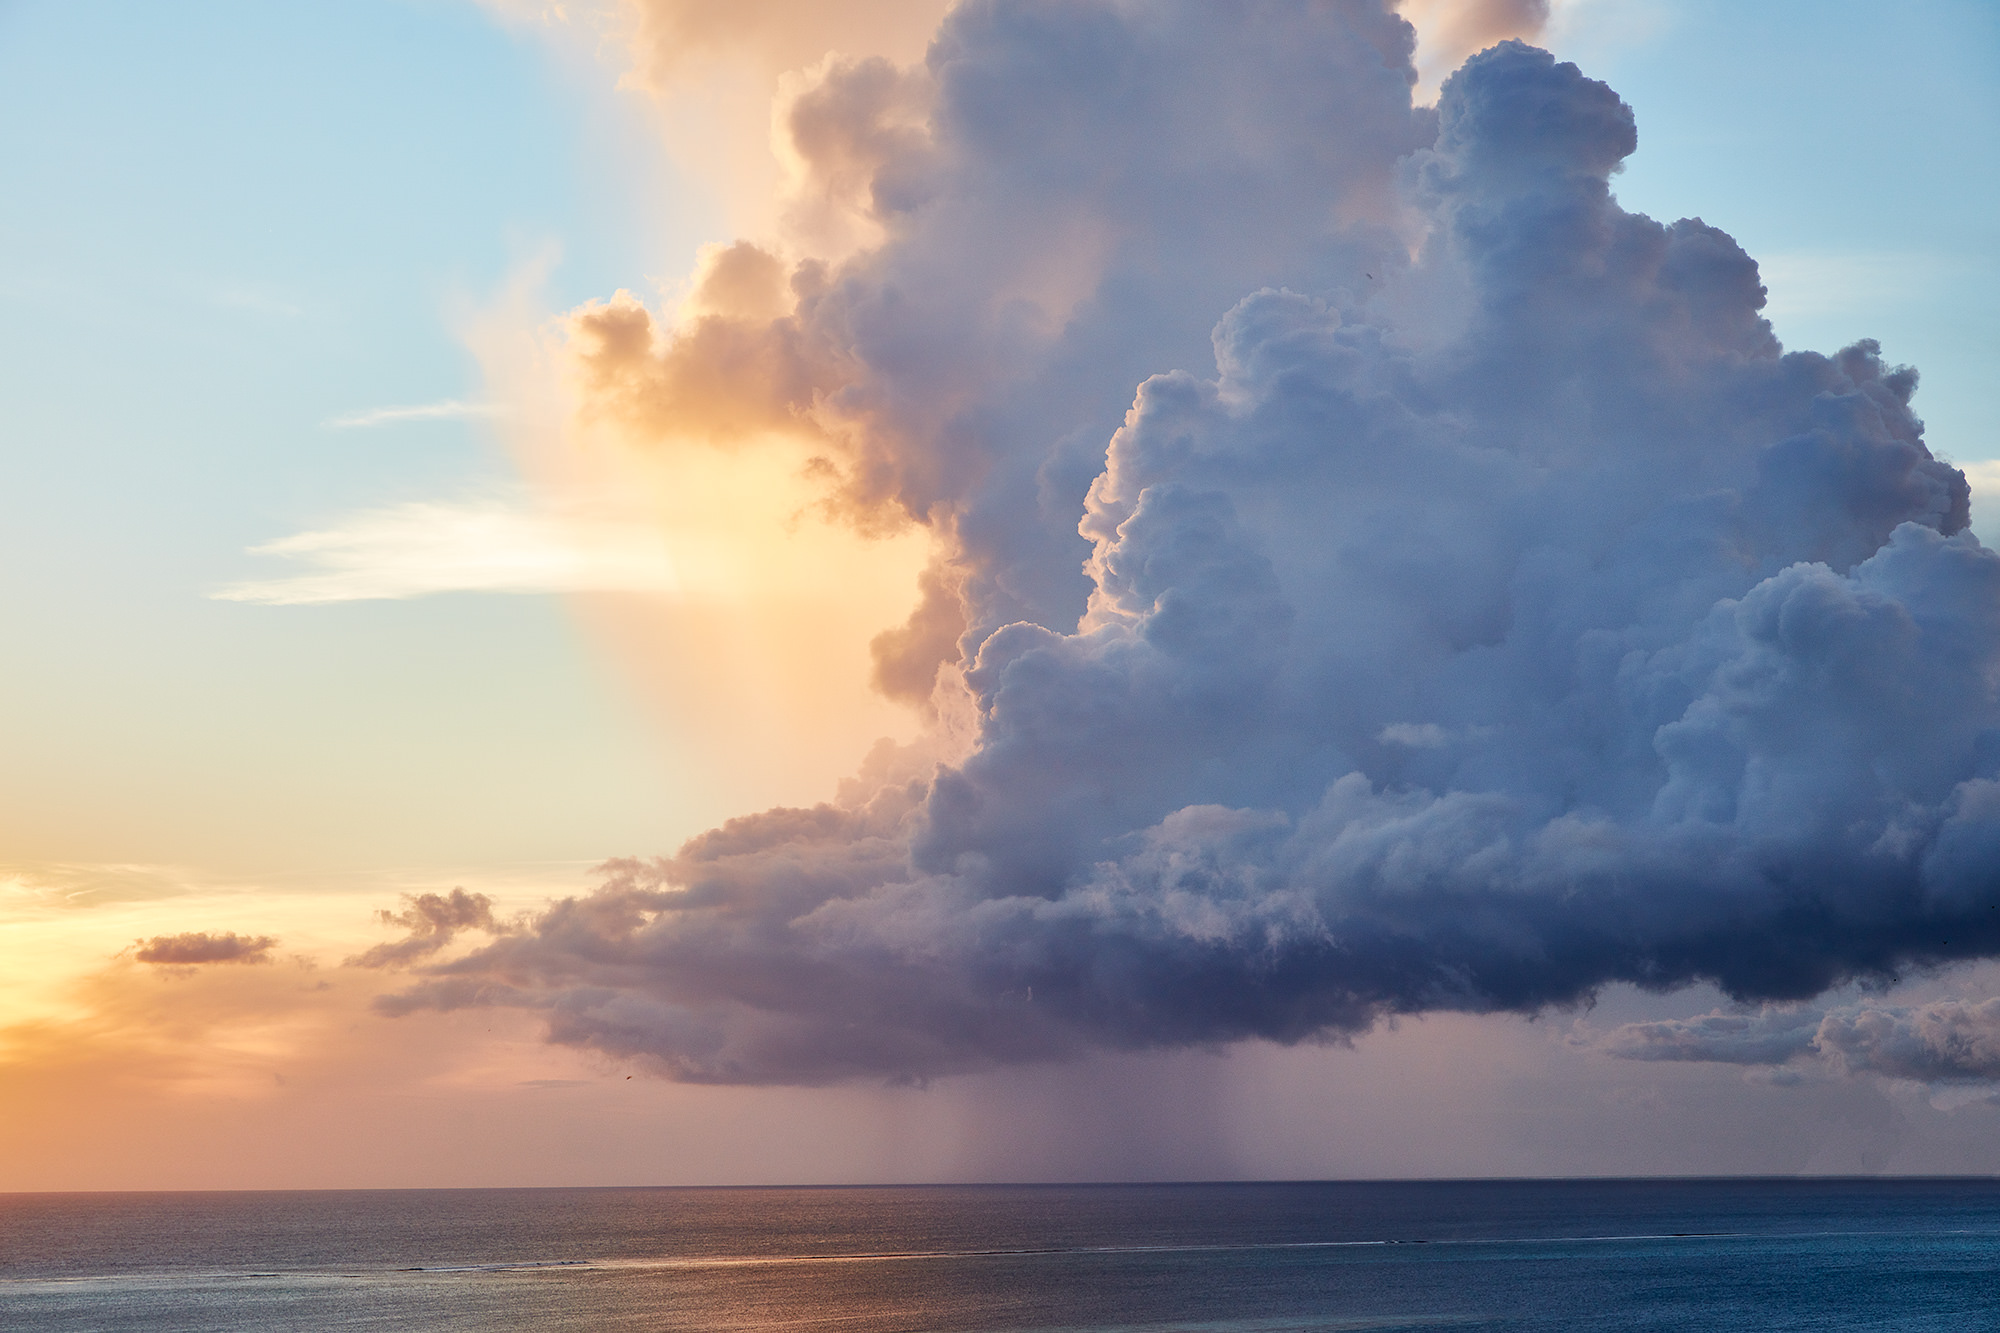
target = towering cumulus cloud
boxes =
[380,3,1998,1084]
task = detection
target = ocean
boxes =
[3,1179,1997,1331]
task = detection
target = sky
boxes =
[2,0,1999,1190]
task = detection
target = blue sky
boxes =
[0,0,723,872]
[1560,0,1998,468]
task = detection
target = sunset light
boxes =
[4,2,1999,1329]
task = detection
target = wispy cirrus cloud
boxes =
[1,863,203,914]
[212,498,681,605]
[324,399,508,429]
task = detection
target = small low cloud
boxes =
[324,399,507,429]
[1588,1008,1821,1066]
[1818,999,2000,1084]
[132,932,277,966]
[1589,997,2000,1090]
[348,888,502,969]
[211,497,682,605]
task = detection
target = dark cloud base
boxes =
[372,6,1999,1085]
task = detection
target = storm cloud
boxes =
[380,3,1999,1084]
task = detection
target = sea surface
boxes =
[3,1179,1998,1331]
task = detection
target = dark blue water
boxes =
[4,1179,1998,1331]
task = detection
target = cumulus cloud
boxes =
[133,932,278,966]
[374,7,1996,1085]
[567,0,1424,685]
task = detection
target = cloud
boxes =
[324,400,508,429]
[1591,996,2000,1089]
[618,0,950,87]
[1,863,200,912]
[348,889,504,969]
[564,0,1426,680]
[132,932,278,965]
[366,10,1998,1086]
[574,0,1537,97]
[1588,1008,1822,1067]
[1818,1000,2000,1084]
[212,497,683,604]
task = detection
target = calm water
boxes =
[3,1180,1998,1331]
